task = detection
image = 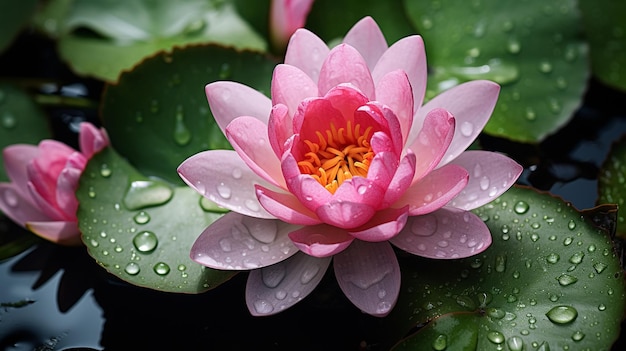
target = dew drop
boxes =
[571,331,585,341]
[507,336,524,351]
[495,254,507,272]
[410,215,438,236]
[173,106,191,146]
[556,274,578,286]
[123,179,173,210]
[216,183,232,199]
[199,196,228,212]
[154,262,170,275]
[460,121,474,137]
[546,253,560,264]
[133,211,150,224]
[507,39,521,54]
[232,167,243,179]
[568,251,585,264]
[1,188,18,207]
[563,237,573,246]
[487,330,505,344]
[513,201,529,214]
[487,308,506,319]
[593,262,607,273]
[133,231,158,253]
[1,112,16,129]
[262,265,286,288]
[598,303,606,311]
[300,265,320,284]
[546,305,578,324]
[432,334,447,350]
[100,163,112,177]
[124,262,140,275]
[253,299,274,314]
[567,219,576,230]
[539,61,553,73]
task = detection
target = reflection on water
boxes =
[0,245,104,350]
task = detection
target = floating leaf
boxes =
[390,186,624,350]
[579,0,626,92]
[76,146,235,293]
[36,0,266,82]
[101,45,275,185]
[404,0,588,143]
[0,0,38,53]
[598,136,626,239]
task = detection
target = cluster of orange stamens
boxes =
[297,121,374,193]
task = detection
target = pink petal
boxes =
[448,150,523,210]
[26,220,81,246]
[268,104,293,157]
[375,70,414,144]
[316,199,376,229]
[407,108,455,183]
[412,80,500,166]
[226,116,285,188]
[269,0,315,51]
[323,85,369,122]
[334,240,400,317]
[282,154,332,210]
[2,144,39,202]
[27,181,66,220]
[271,64,319,117]
[205,81,272,136]
[396,164,469,216]
[358,102,403,155]
[332,176,385,210]
[79,122,109,159]
[382,152,416,208]
[342,16,388,70]
[246,251,331,316]
[255,185,321,225]
[55,167,81,219]
[366,151,399,192]
[285,28,330,84]
[348,206,409,242]
[318,44,375,99]
[178,150,275,218]
[0,183,49,226]
[371,35,427,115]
[288,224,354,257]
[190,212,299,269]
[390,208,492,259]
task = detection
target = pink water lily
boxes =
[178,17,522,317]
[0,122,109,245]
[269,0,315,52]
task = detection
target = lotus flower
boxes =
[269,0,315,52]
[178,17,523,317]
[0,122,109,245]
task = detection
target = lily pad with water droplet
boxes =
[101,45,275,185]
[388,186,625,350]
[579,0,626,92]
[598,136,626,238]
[35,0,266,82]
[76,146,235,293]
[404,0,588,143]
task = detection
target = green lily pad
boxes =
[101,45,275,185]
[390,186,624,350]
[76,146,235,293]
[0,0,37,53]
[404,0,588,143]
[579,0,626,92]
[36,0,266,82]
[0,83,52,182]
[598,136,626,239]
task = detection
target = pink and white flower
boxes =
[0,122,109,245]
[178,17,522,317]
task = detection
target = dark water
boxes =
[0,32,625,351]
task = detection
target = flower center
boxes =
[297,121,374,193]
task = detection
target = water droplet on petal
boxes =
[216,183,232,199]
[410,215,437,236]
[546,305,578,324]
[1,188,18,207]
[460,121,474,137]
[253,299,274,314]
[300,265,320,284]
[262,264,286,288]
